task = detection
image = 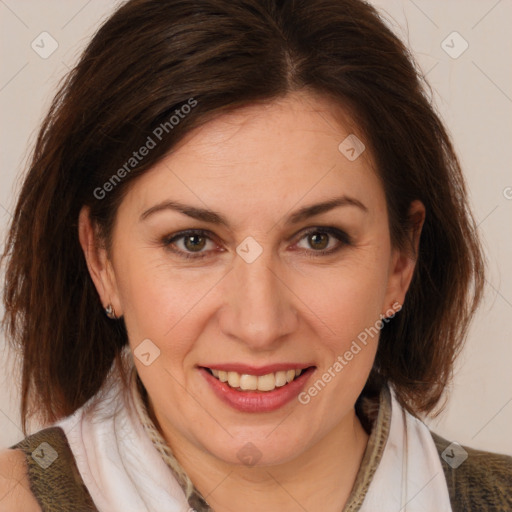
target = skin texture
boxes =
[79,90,424,512]
[0,449,42,512]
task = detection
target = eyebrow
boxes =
[139,195,368,226]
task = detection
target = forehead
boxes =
[119,91,384,224]
[169,90,370,168]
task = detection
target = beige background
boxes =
[1,0,511,454]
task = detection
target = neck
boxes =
[150,403,369,512]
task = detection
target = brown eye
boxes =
[183,234,207,252]
[295,227,351,257]
[308,232,329,251]
[163,229,217,259]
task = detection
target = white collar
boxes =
[358,387,452,512]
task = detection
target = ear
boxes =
[78,206,123,317]
[382,200,425,316]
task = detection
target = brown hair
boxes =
[1,0,484,433]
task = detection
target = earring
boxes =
[382,300,402,319]
[105,303,117,320]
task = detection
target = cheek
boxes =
[292,254,390,349]
[114,250,221,352]
[292,264,386,422]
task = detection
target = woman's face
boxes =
[81,91,418,467]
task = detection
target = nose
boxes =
[217,249,299,350]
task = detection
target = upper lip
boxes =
[200,363,315,376]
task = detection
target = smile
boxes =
[206,368,304,392]
[199,365,316,413]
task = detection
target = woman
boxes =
[1,0,511,510]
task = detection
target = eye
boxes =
[294,227,350,256]
[163,229,218,259]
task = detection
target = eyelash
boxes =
[162,227,351,260]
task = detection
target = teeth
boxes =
[239,374,258,390]
[227,372,240,388]
[274,371,287,387]
[257,373,277,391]
[209,368,305,392]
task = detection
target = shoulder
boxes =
[0,447,42,512]
[431,431,512,512]
[2,426,97,512]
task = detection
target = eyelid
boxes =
[162,229,220,260]
[293,226,351,246]
[290,226,351,258]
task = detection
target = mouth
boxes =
[199,365,316,413]
[204,367,310,392]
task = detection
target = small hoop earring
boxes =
[105,303,117,320]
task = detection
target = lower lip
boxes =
[199,367,316,413]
